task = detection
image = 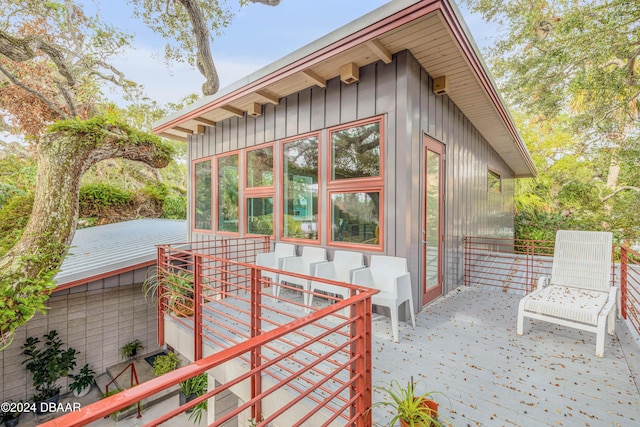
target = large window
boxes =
[331,121,381,180]
[331,192,381,245]
[283,134,319,241]
[327,117,384,249]
[193,158,212,231]
[247,197,274,235]
[217,153,239,233]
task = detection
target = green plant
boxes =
[152,352,180,376]
[0,400,22,424]
[179,373,208,423]
[102,388,137,420]
[22,330,78,401]
[69,364,96,394]
[120,339,144,360]
[370,379,444,427]
[143,268,194,316]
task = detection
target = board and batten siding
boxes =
[186,50,514,306]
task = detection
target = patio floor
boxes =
[23,285,640,426]
[370,285,640,426]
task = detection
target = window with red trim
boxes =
[282,135,319,241]
[193,158,212,231]
[327,117,384,249]
[245,144,274,236]
[217,153,239,233]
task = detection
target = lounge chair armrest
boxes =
[348,266,366,282]
[536,276,550,290]
[308,261,325,276]
[352,268,374,288]
[276,255,298,269]
[394,272,413,301]
[281,256,304,272]
[255,252,276,267]
[314,262,336,280]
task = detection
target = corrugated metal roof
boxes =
[55,219,186,286]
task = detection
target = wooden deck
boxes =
[370,286,640,427]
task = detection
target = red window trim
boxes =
[280,131,322,245]
[326,187,384,252]
[216,150,242,236]
[327,115,385,186]
[192,156,214,234]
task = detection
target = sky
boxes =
[79,0,495,107]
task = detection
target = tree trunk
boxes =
[0,124,171,347]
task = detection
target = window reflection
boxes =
[218,154,239,232]
[247,197,273,235]
[283,136,319,240]
[331,122,380,180]
[331,192,380,245]
[194,160,212,230]
[246,147,273,187]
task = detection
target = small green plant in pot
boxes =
[370,379,446,427]
[120,339,144,360]
[22,330,78,413]
[179,373,208,423]
[1,400,22,427]
[69,364,96,397]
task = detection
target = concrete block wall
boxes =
[0,268,160,402]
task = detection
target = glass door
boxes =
[422,136,444,304]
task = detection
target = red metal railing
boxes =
[104,362,141,419]
[621,246,640,336]
[44,237,377,426]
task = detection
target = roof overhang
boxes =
[153,0,536,177]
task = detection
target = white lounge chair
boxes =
[255,243,296,290]
[352,255,416,342]
[309,250,365,315]
[517,230,616,357]
[279,246,327,306]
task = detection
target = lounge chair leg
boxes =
[516,299,526,335]
[390,310,399,343]
[596,321,606,357]
[607,304,616,335]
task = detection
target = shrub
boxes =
[79,183,132,212]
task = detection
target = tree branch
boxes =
[0,61,70,119]
[601,186,640,202]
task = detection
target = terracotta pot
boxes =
[399,398,439,427]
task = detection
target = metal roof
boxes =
[54,219,186,287]
[153,0,536,177]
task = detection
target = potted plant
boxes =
[143,268,195,317]
[1,400,21,427]
[22,330,78,415]
[370,379,445,427]
[152,351,180,376]
[69,364,96,397]
[179,373,208,423]
[120,339,144,360]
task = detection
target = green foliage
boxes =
[152,352,180,376]
[0,193,33,257]
[370,379,445,427]
[22,330,78,401]
[80,183,133,211]
[180,373,208,424]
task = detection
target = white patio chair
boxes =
[309,250,365,315]
[352,255,416,342]
[517,230,616,357]
[255,243,296,290]
[279,246,327,306]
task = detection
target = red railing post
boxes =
[250,266,262,422]
[157,246,166,347]
[464,237,469,287]
[621,246,628,319]
[194,254,203,361]
[353,294,373,427]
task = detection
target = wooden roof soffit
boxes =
[159,132,187,142]
[254,90,280,105]
[173,126,193,134]
[193,117,217,127]
[300,70,326,88]
[366,39,392,64]
[220,105,245,118]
